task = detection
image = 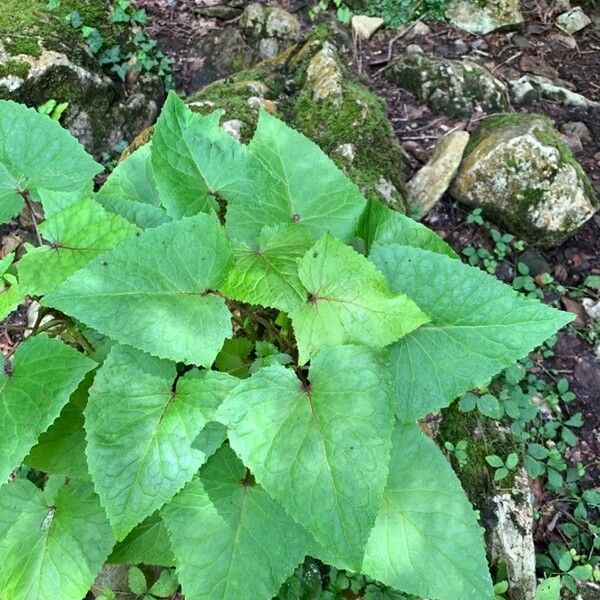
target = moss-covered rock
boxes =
[451,113,598,246]
[445,0,524,35]
[187,35,408,209]
[386,46,508,118]
[0,0,164,158]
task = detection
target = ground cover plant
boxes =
[0,93,574,600]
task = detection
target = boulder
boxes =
[187,34,408,210]
[386,47,508,118]
[406,130,470,215]
[445,0,524,34]
[0,0,164,158]
[451,114,598,246]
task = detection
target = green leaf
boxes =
[225,109,366,246]
[568,565,593,581]
[151,92,247,219]
[18,198,138,295]
[109,512,175,567]
[86,345,238,539]
[0,100,101,224]
[216,345,394,568]
[214,337,253,378]
[128,566,148,595]
[358,199,458,258]
[535,577,561,600]
[477,394,502,419]
[289,235,429,363]
[558,551,573,572]
[0,274,22,321]
[0,334,94,483]
[37,184,93,218]
[44,213,234,366]
[485,455,504,468]
[162,446,310,600]
[505,453,519,470]
[371,245,574,421]
[26,372,93,480]
[493,467,509,481]
[0,477,114,600]
[96,144,171,229]
[148,569,178,597]
[220,224,314,312]
[363,423,494,600]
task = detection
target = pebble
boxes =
[556,7,592,34]
[561,121,592,143]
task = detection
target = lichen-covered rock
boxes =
[187,34,408,210]
[509,74,600,109]
[556,7,592,34]
[0,0,164,158]
[446,0,524,34]
[406,130,470,215]
[451,114,598,246]
[386,47,508,118]
[239,3,300,63]
[490,470,537,600]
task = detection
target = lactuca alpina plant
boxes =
[0,93,572,600]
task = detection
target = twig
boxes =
[19,190,42,246]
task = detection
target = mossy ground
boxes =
[438,403,523,507]
[1,0,119,66]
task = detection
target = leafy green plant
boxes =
[444,439,469,468]
[360,0,447,27]
[0,94,573,600]
[485,453,519,482]
[310,0,352,23]
[128,566,178,599]
[37,98,69,121]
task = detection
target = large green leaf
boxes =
[0,334,95,483]
[96,144,171,229]
[0,100,102,224]
[109,512,175,567]
[371,244,574,421]
[363,423,493,600]
[44,213,234,365]
[26,373,93,480]
[0,477,114,600]
[216,345,394,568]
[358,199,458,258]
[289,235,429,363]
[163,446,310,600]
[85,344,238,539]
[225,110,367,246]
[151,91,247,219]
[18,198,138,295]
[220,224,314,312]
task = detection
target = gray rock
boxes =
[410,21,432,36]
[509,75,600,109]
[240,2,267,38]
[265,7,301,41]
[562,121,592,143]
[221,119,245,141]
[305,43,344,107]
[386,48,508,118]
[490,470,537,600]
[446,0,524,34]
[451,113,598,246]
[407,130,470,215]
[351,15,384,40]
[556,7,591,34]
[190,28,253,89]
[258,37,280,60]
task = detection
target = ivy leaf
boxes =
[0,100,102,224]
[363,423,494,600]
[96,144,171,229]
[44,213,234,366]
[26,372,94,480]
[220,224,314,312]
[162,446,310,600]
[0,477,115,600]
[0,334,95,483]
[225,110,366,246]
[216,345,394,568]
[289,235,429,363]
[109,512,175,567]
[358,199,458,258]
[18,198,138,296]
[151,92,247,219]
[371,245,574,421]
[85,344,239,539]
